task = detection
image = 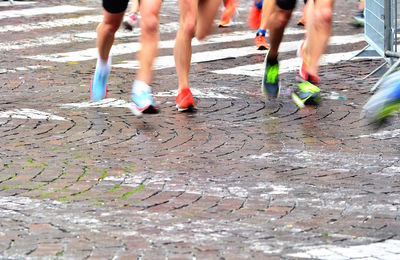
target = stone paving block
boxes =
[28,243,64,257]
[1,0,400,259]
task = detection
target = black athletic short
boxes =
[103,0,129,14]
[276,0,297,10]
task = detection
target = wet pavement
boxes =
[0,0,399,259]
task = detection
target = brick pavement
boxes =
[0,0,399,259]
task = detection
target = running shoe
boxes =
[298,62,321,85]
[293,50,321,108]
[90,66,109,102]
[362,71,400,122]
[123,12,139,31]
[218,0,238,27]
[297,40,320,85]
[291,81,321,108]
[248,0,262,30]
[297,16,305,26]
[130,84,159,116]
[255,34,269,50]
[297,6,306,26]
[176,88,195,112]
[261,54,280,98]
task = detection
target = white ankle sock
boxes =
[96,55,111,75]
[132,80,151,94]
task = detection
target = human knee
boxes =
[181,17,196,38]
[316,7,332,26]
[98,21,119,35]
[141,12,159,34]
[274,11,291,28]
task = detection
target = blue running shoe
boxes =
[129,83,159,116]
[261,53,280,98]
[90,67,109,102]
[362,71,400,122]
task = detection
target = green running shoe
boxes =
[291,81,321,108]
[261,54,280,98]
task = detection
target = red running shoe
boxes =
[254,34,269,50]
[298,62,321,85]
[248,3,262,30]
[176,88,195,112]
[296,40,320,85]
[218,0,238,27]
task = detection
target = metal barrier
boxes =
[365,0,400,92]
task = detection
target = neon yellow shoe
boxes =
[261,53,280,98]
[291,81,321,108]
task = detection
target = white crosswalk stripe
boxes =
[213,50,380,77]
[0,5,92,20]
[0,1,36,7]
[2,1,369,80]
[113,34,366,71]
[25,28,304,62]
[0,15,103,34]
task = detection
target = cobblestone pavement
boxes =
[1,0,400,259]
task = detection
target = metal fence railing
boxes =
[365,0,400,92]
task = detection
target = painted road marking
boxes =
[113,34,366,70]
[2,22,177,52]
[61,89,236,109]
[213,50,360,76]
[358,129,400,139]
[0,15,102,34]
[0,109,66,121]
[25,28,304,62]
[61,98,131,109]
[0,5,93,20]
[154,88,237,99]
[72,21,182,40]
[0,1,36,7]
[287,239,400,259]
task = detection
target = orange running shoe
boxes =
[254,34,269,50]
[297,16,305,26]
[218,0,238,27]
[297,6,306,26]
[248,2,262,30]
[176,88,195,112]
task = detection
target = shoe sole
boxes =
[218,23,232,28]
[257,45,268,51]
[291,92,321,109]
[127,103,143,117]
[127,103,159,117]
[176,104,195,112]
[291,92,306,109]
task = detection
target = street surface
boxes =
[1,0,399,259]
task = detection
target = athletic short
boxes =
[276,0,297,10]
[103,0,129,14]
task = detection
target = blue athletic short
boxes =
[102,0,129,14]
